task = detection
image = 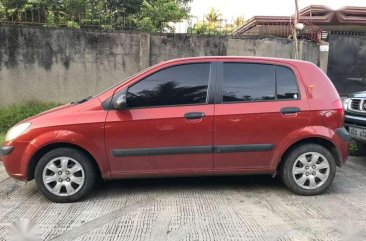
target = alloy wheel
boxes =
[292,152,330,190]
[42,157,85,196]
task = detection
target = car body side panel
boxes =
[105,105,215,176]
[213,60,313,170]
[2,98,110,180]
[296,61,341,110]
[272,124,349,170]
[2,125,111,181]
[1,56,350,182]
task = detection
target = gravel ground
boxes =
[1,156,366,241]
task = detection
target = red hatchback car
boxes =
[1,57,350,202]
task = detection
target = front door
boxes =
[213,62,311,170]
[105,63,215,176]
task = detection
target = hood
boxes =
[349,91,366,98]
[23,104,74,122]
[22,104,74,122]
[20,97,105,129]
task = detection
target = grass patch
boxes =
[350,140,366,156]
[0,101,60,141]
[0,133,4,144]
[350,140,358,156]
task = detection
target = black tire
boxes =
[280,144,336,196]
[35,148,96,203]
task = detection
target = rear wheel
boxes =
[281,144,336,195]
[35,148,96,203]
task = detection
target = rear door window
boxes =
[222,63,300,102]
[223,63,275,102]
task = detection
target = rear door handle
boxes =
[184,112,205,120]
[280,107,301,114]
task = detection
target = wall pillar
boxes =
[319,42,329,74]
[139,33,151,70]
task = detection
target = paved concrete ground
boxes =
[1,156,366,241]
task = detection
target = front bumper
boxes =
[344,112,366,143]
[1,142,30,181]
[0,146,14,156]
[345,114,366,127]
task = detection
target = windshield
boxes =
[93,64,159,98]
[71,64,158,105]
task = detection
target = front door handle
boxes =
[184,112,205,120]
[280,107,301,114]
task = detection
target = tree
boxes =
[205,8,221,29]
[131,0,190,33]
[233,16,245,28]
[189,8,245,35]
[0,0,192,31]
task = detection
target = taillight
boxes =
[332,99,345,125]
[332,99,344,112]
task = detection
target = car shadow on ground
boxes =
[92,174,285,196]
[88,156,366,199]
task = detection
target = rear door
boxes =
[105,62,216,176]
[213,61,311,170]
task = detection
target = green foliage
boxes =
[0,101,60,135]
[45,10,56,27]
[188,8,245,35]
[0,0,191,32]
[132,0,189,32]
[66,20,80,28]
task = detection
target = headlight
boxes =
[5,122,31,142]
[342,98,350,110]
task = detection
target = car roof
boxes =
[160,56,312,65]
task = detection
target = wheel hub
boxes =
[42,157,85,197]
[292,152,330,190]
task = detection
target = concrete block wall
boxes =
[0,26,321,106]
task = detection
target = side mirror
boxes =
[113,89,127,110]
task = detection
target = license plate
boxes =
[349,126,366,141]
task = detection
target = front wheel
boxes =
[281,144,336,196]
[35,148,96,203]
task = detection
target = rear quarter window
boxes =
[276,66,300,100]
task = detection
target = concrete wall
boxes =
[0,26,320,106]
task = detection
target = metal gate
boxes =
[327,32,366,96]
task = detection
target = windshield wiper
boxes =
[72,96,93,104]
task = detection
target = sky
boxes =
[189,0,366,21]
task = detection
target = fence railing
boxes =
[0,7,322,42]
[0,7,138,30]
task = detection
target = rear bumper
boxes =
[335,127,352,142]
[333,127,350,166]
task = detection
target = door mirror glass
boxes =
[113,89,127,110]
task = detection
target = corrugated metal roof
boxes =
[234,5,366,36]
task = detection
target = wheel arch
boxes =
[276,137,341,172]
[27,142,102,181]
